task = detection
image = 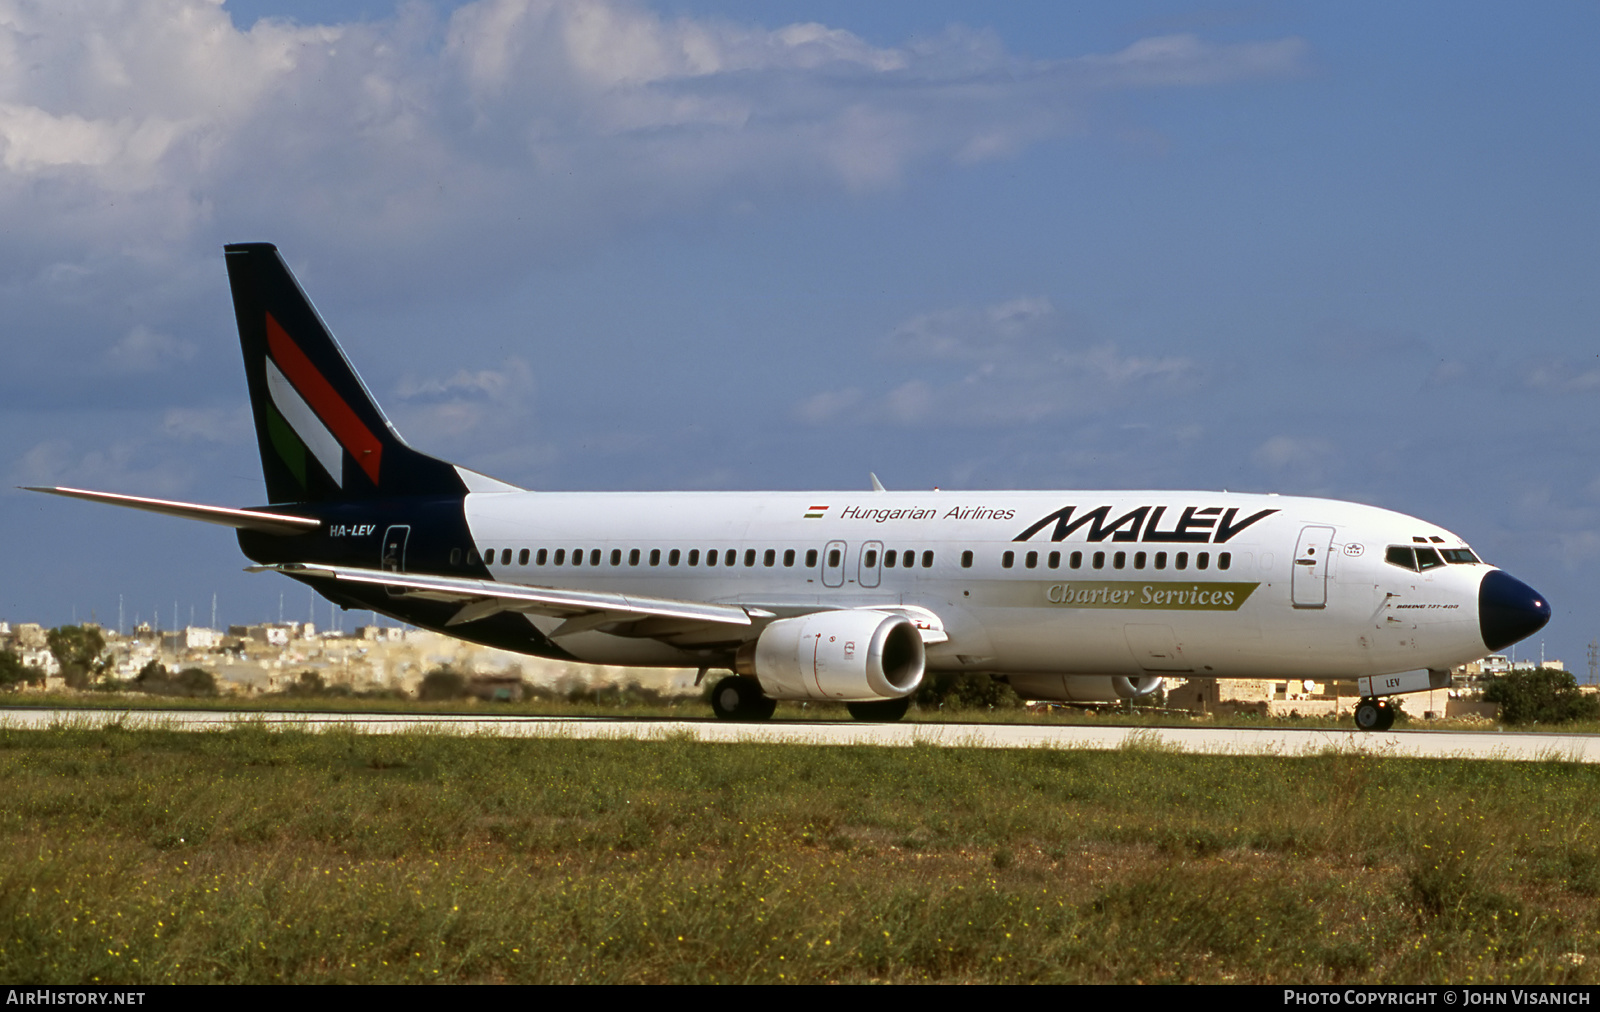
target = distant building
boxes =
[1453,655,1564,680]
[161,626,223,652]
[19,648,58,676]
[11,623,46,650]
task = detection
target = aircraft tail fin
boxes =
[224,243,509,504]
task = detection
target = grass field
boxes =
[2,726,1599,984]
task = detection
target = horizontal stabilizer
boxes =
[250,562,767,634]
[23,487,320,536]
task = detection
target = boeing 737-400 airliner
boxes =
[28,244,1552,730]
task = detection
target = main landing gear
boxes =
[1354,697,1396,732]
[710,676,776,721]
[845,697,911,722]
[708,677,914,723]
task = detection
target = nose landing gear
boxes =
[1354,697,1395,732]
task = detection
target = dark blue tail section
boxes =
[224,243,469,504]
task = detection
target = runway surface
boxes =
[3,707,1598,761]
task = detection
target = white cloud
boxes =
[1072,34,1308,88]
[1525,360,1600,394]
[160,405,251,444]
[1251,435,1336,474]
[800,295,1197,427]
[0,1,1312,275]
[12,437,191,497]
[793,387,863,424]
[391,357,535,441]
[104,326,196,373]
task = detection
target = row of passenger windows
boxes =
[448,544,1232,574]
[1385,545,1479,572]
[451,546,941,570]
[1000,548,1230,572]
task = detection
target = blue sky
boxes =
[1,1,1595,671]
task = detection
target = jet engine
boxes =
[734,610,925,701]
[1007,674,1164,703]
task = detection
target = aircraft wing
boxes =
[251,562,771,640]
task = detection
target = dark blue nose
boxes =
[1479,570,1552,652]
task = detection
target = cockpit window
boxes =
[1415,547,1444,571]
[1385,546,1417,571]
[1442,549,1480,564]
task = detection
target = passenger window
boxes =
[609,549,621,566]
[1134,552,1146,570]
[827,549,841,567]
[537,548,548,566]
[783,549,795,567]
[744,549,756,567]
[864,550,878,568]
[590,549,600,566]
[1415,547,1444,571]
[649,549,661,566]
[1197,552,1209,571]
[1025,551,1038,569]
[961,550,973,569]
[1002,551,1014,569]
[628,548,640,566]
[519,548,530,566]
[1218,552,1231,571]
[553,549,564,565]
[764,549,776,567]
[1176,552,1188,571]
[1113,551,1126,570]
[922,551,933,568]
[807,549,819,568]
[573,549,583,567]
[484,550,494,566]
[688,549,700,566]
[885,549,897,568]
[1070,551,1082,569]
[1385,546,1417,571]
[1155,551,1167,570]
[451,548,462,566]
[706,549,717,567]
[1092,552,1105,570]
[1048,551,1060,569]
[669,549,681,566]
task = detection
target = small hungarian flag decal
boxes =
[804,505,829,519]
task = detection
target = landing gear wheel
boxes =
[710,676,776,721]
[1354,698,1393,732]
[845,697,912,722]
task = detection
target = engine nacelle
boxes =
[1008,674,1165,703]
[735,610,926,701]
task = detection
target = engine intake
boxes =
[735,610,926,701]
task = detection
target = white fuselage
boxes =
[459,489,1491,680]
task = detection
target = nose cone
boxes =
[1479,570,1552,652]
